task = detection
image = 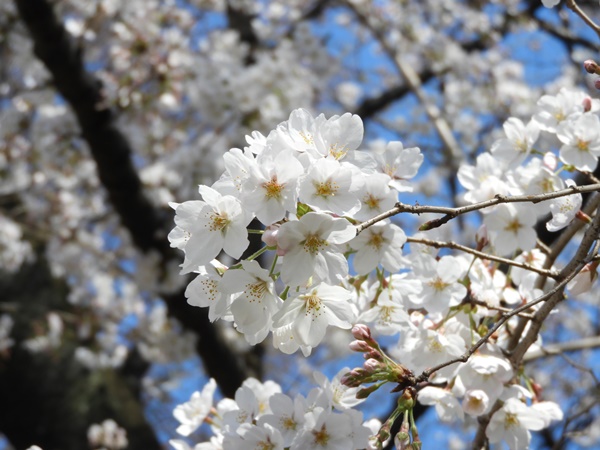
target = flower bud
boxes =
[594,79,600,90]
[364,348,383,361]
[543,152,558,170]
[349,339,370,352]
[394,431,410,450]
[462,389,489,416]
[567,261,599,296]
[584,59,600,74]
[364,358,383,373]
[582,96,593,112]
[351,324,372,341]
[475,224,489,251]
[262,225,280,247]
[357,383,381,399]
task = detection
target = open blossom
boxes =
[277,212,355,286]
[487,398,562,450]
[350,222,407,275]
[457,153,510,204]
[372,141,423,192]
[410,255,467,315]
[220,260,282,345]
[484,203,537,256]
[168,185,252,274]
[173,379,217,436]
[242,148,304,225]
[223,423,284,450]
[491,118,540,167]
[557,113,600,171]
[291,407,353,450]
[546,180,582,231]
[298,158,363,216]
[533,87,596,132]
[272,283,356,352]
[258,393,307,446]
[185,261,231,322]
[354,173,398,222]
[418,387,464,422]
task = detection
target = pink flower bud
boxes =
[364,349,383,361]
[349,340,371,352]
[363,358,383,373]
[351,324,372,340]
[475,224,489,251]
[262,225,280,247]
[582,96,593,112]
[594,79,600,90]
[584,59,600,74]
[567,261,598,296]
[543,152,558,170]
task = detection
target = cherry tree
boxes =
[1,0,600,449]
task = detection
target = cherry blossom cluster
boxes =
[165,87,600,447]
[168,107,423,355]
[169,372,378,450]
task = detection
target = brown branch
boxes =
[14,0,253,398]
[523,335,600,363]
[356,183,600,234]
[407,237,560,278]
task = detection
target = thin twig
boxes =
[407,237,560,278]
[523,336,600,365]
[566,0,600,39]
[356,183,600,234]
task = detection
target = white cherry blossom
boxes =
[277,212,355,286]
[272,283,356,352]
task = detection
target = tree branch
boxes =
[14,0,253,398]
[356,183,600,234]
[407,237,560,278]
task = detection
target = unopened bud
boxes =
[262,225,279,247]
[364,358,383,373]
[351,324,372,341]
[356,383,381,399]
[576,210,592,224]
[594,79,600,90]
[364,348,383,361]
[475,224,489,251]
[377,422,392,444]
[349,340,370,352]
[583,96,593,112]
[394,431,410,450]
[584,59,600,74]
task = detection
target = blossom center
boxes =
[363,194,380,210]
[382,162,396,177]
[576,138,590,151]
[281,416,297,431]
[299,131,314,145]
[257,439,276,450]
[304,293,323,317]
[245,281,268,303]
[504,219,522,234]
[368,232,385,250]
[312,425,330,446]
[504,412,519,429]
[515,139,528,152]
[303,234,328,254]
[428,277,449,291]
[263,176,284,199]
[208,212,230,232]
[200,279,219,302]
[329,143,348,160]
[313,179,339,197]
[427,336,444,353]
